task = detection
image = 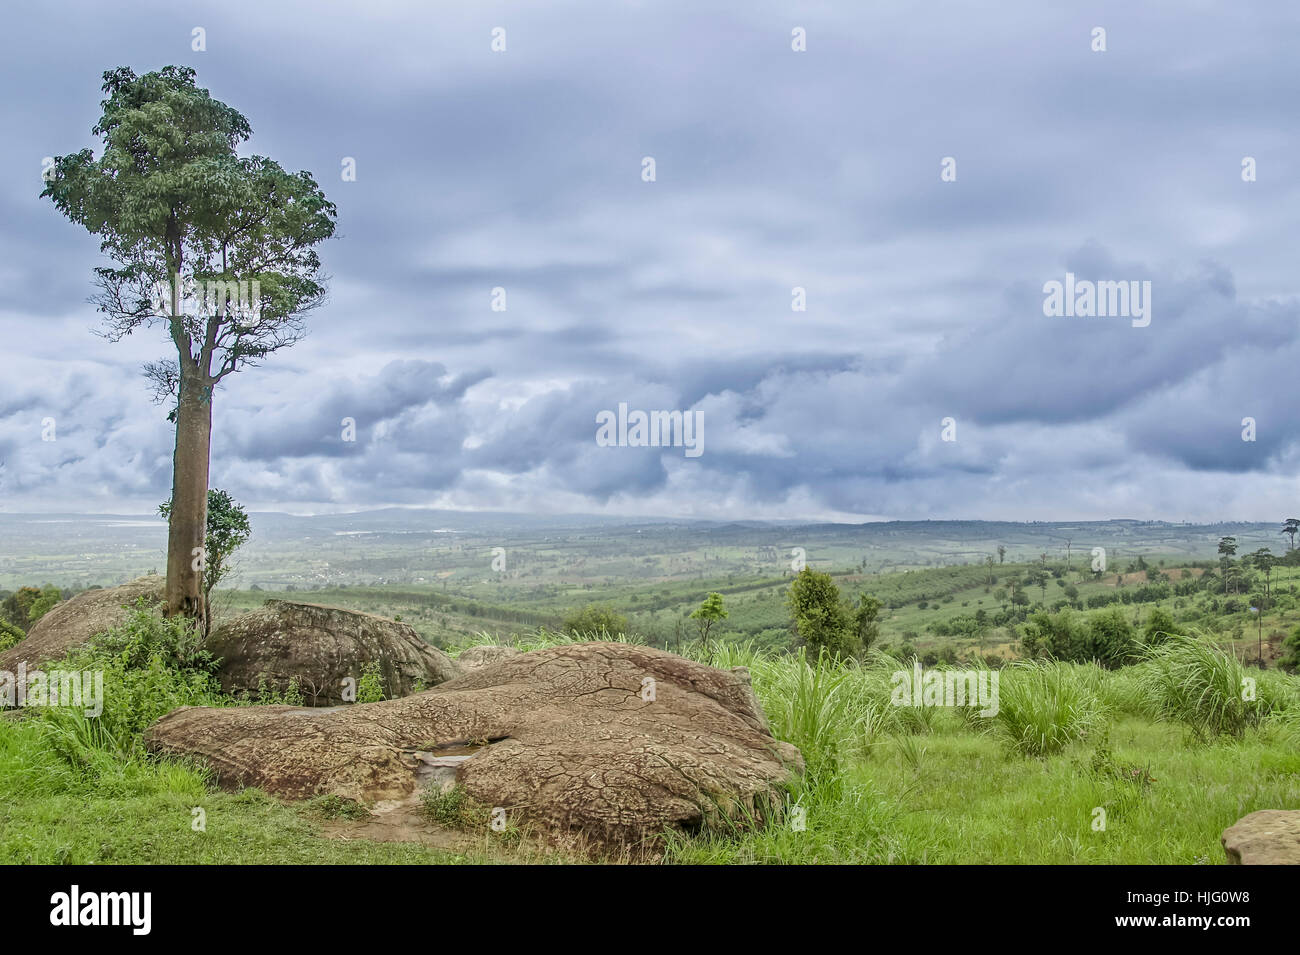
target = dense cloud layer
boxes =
[1,1,1297,520]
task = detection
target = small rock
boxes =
[1222,810,1300,864]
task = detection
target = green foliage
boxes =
[1280,625,1300,674]
[1087,608,1138,667]
[0,619,25,653]
[510,627,644,651]
[160,488,252,626]
[853,595,884,652]
[991,661,1105,757]
[27,603,226,766]
[356,661,386,704]
[786,569,858,659]
[251,674,305,707]
[1,585,61,630]
[27,586,63,625]
[756,650,871,788]
[303,794,371,820]
[420,785,490,828]
[41,66,336,355]
[1142,606,1180,646]
[561,604,629,638]
[1134,634,1264,740]
[689,592,727,659]
[1020,607,1136,668]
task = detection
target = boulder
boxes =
[456,644,520,670]
[205,600,460,705]
[0,575,164,672]
[1222,809,1300,864]
[146,643,802,849]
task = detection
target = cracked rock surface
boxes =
[146,642,803,847]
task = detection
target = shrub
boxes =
[561,604,629,637]
[991,660,1105,757]
[0,619,25,652]
[421,785,490,828]
[1133,634,1264,740]
[1280,625,1300,674]
[1020,608,1136,668]
[787,569,858,659]
[25,605,227,767]
[357,661,386,703]
[303,794,371,820]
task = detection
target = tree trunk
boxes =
[165,367,213,620]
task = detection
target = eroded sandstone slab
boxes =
[146,642,802,848]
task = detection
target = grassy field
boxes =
[1,608,1296,865]
[4,517,1297,864]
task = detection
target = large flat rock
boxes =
[146,642,803,849]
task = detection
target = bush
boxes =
[22,604,227,767]
[0,619,25,652]
[561,604,629,637]
[357,661,386,703]
[1,585,62,630]
[421,785,490,828]
[787,569,858,659]
[303,794,371,820]
[1280,625,1300,674]
[991,661,1105,757]
[1133,634,1264,740]
[1020,608,1136,668]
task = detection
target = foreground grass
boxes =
[665,717,1300,864]
[0,715,522,864]
[3,614,1296,864]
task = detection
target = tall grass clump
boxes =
[1134,634,1266,740]
[1094,665,1147,717]
[1254,667,1300,718]
[751,649,887,786]
[991,660,1104,757]
[512,626,645,652]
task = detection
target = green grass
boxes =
[3,602,1297,865]
[990,660,1106,756]
[0,716,489,864]
[1134,634,1265,739]
[665,640,1300,864]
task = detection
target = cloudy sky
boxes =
[1,0,1298,522]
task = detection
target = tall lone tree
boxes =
[42,66,336,619]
